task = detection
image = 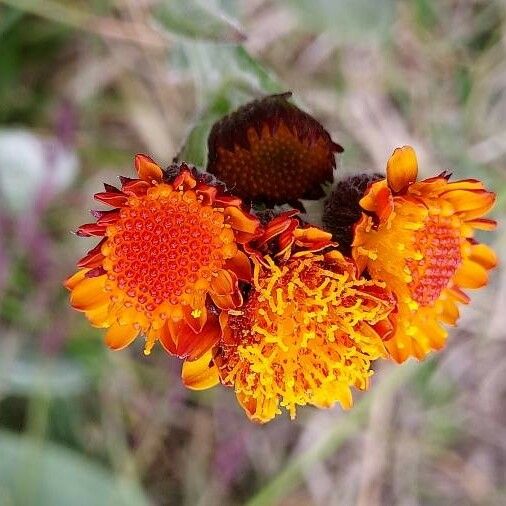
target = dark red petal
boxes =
[94,191,128,207]
[104,183,122,193]
[77,238,106,268]
[85,266,107,278]
[91,209,121,225]
[76,223,107,237]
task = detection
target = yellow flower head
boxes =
[353,146,497,362]
[186,212,397,423]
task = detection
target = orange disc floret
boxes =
[352,146,498,363]
[207,92,343,208]
[214,251,396,423]
[65,155,260,358]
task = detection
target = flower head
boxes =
[352,146,497,362]
[207,92,342,208]
[65,155,259,358]
[186,213,397,423]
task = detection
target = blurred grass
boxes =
[0,0,505,505]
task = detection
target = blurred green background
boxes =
[0,1,505,505]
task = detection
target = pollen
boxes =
[103,184,234,315]
[217,254,393,422]
[407,215,462,306]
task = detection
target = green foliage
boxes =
[0,431,150,506]
[286,0,395,42]
[155,0,245,42]
[173,43,282,165]
[0,7,70,123]
[0,357,89,398]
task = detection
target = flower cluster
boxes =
[66,93,497,422]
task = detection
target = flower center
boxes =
[407,215,462,306]
[218,255,390,421]
[216,123,332,203]
[103,184,230,312]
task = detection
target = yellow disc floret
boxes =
[216,252,395,423]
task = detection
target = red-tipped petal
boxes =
[94,191,128,207]
[76,223,107,237]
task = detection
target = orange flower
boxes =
[184,213,397,423]
[65,156,259,359]
[207,93,342,208]
[352,146,497,362]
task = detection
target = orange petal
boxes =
[224,206,259,235]
[445,179,486,192]
[468,243,497,270]
[386,335,413,364]
[160,315,221,360]
[209,271,242,309]
[446,286,470,305]
[210,270,236,295]
[465,218,497,231]
[172,169,197,190]
[359,181,394,223]
[211,291,242,310]
[371,317,396,342]
[461,201,497,221]
[182,304,208,333]
[181,350,220,391]
[386,146,418,192]
[104,322,138,350]
[293,226,333,250]
[64,269,88,290]
[453,259,488,289]
[134,154,163,182]
[224,250,252,281]
[214,195,242,207]
[69,275,108,311]
[441,298,460,325]
[236,391,277,423]
[85,305,111,328]
[195,184,217,205]
[418,319,447,351]
[443,189,496,214]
